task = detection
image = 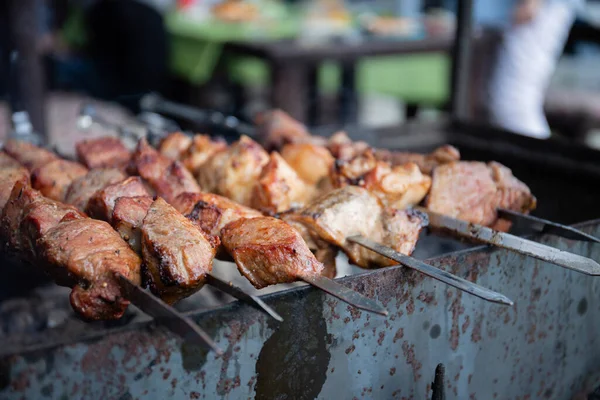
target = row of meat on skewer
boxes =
[0,110,538,330]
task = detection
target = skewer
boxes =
[497,208,600,244]
[300,274,388,316]
[115,273,223,355]
[348,235,514,306]
[421,208,600,276]
[205,274,283,322]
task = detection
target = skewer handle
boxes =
[348,235,514,306]
[301,274,388,316]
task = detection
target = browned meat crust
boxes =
[30,159,88,201]
[76,137,132,170]
[280,142,334,185]
[172,192,262,237]
[426,161,536,230]
[86,176,150,222]
[221,216,324,288]
[0,182,44,254]
[141,198,218,304]
[39,218,141,320]
[183,135,227,175]
[375,145,461,175]
[3,139,59,171]
[0,152,30,210]
[112,196,154,254]
[132,138,200,203]
[64,168,126,212]
[255,109,311,150]
[158,132,192,160]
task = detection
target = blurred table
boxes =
[224,36,453,124]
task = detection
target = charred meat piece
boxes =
[158,132,192,161]
[31,159,89,201]
[0,152,30,210]
[331,150,431,209]
[132,138,200,202]
[3,139,59,171]
[86,176,150,222]
[64,168,127,212]
[280,142,334,185]
[251,152,314,214]
[327,131,370,161]
[112,196,153,253]
[0,182,44,254]
[375,145,461,175]
[426,161,536,230]
[183,134,227,175]
[39,218,142,320]
[255,109,311,150]
[221,217,325,288]
[76,137,132,170]
[172,192,262,237]
[197,135,269,206]
[141,198,218,304]
[296,186,427,268]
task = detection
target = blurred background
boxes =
[1,0,600,148]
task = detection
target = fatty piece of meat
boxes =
[132,138,200,202]
[0,182,44,254]
[19,198,85,261]
[221,216,325,288]
[76,137,132,170]
[172,192,262,237]
[255,109,311,150]
[39,218,142,320]
[141,198,218,304]
[3,139,59,171]
[375,145,461,175]
[64,168,126,211]
[197,135,269,206]
[296,186,426,268]
[426,161,536,229]
[112,196,153,254]
[280,142,334,185]
[182,134,227,175]
[251,152,314,214]
[31,159,89,201]
[86,176,150,222]
[0,152,30,210]
[158,132,192,160]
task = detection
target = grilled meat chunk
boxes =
[426,161,536,230]
[183,134,227,175]
[280,142,334,185]
[3,139,59,171]
[251,152,313,214]
[296,186,427,268]
[221,217,325,288]
[64,168,127,211]
[375,145,461,175]
[255,109,311,150]
[172,192,262,237]
[327,131,370,161]
[141,198,218,304]
[197,135,269,206]
[112,196,153,253]
[86,176,150,222]
[158,132,192,160]
[1,182,44,254]
[31,159,89,201]
[132,138,200,202]
[76,137,132,170]
[331,150,431,209]
[0,152,30,210]
[39,218,142,320]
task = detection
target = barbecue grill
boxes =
[1,120,600,399]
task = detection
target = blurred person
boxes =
[484,0,584,138]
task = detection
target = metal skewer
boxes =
[421,208,600,276]
[497,208,600,244]
[348,235,514,306]
[301,274,389,316]
[116,273,223,355]
[205,274,283,322]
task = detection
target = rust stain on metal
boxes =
[401,341,422,382]
[190,391,200,399]
[390,367,396,376]
[471,314,484,343]
[348,306,362,321]
[462,315,471,334]
[377,332,385,346]
[416,290,436,305]
[326,299,341,322]
[393,328,404,343]
[406,297,415,315]
[343,317,350,323]
[345,345,356,354]
[450,293,465,350]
